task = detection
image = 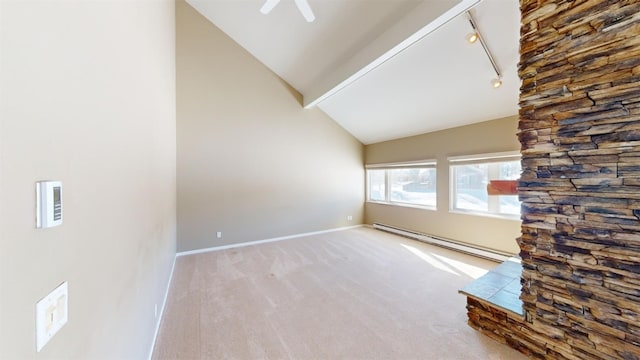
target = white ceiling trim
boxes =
[302,0,481,109]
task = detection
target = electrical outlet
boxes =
[216,231,222,239]
[36,282,68,352]
[347,215,353,221]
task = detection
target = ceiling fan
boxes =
[260,0,316,22]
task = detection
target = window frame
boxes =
[366,160,437,210]
[448,151,521,220]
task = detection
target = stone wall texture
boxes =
[468,1,640,359]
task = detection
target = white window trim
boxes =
[365,159,437,169]
[366,160,437,210]
[449,209,521,221]
[448,151,521,220]
[448,151,520,163]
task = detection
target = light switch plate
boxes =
[36,282,68,352]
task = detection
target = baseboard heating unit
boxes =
[372,223,512,262]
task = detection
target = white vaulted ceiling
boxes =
[187,0,520,144]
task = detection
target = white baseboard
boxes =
[177,225,364,257]
[147,254,176,360]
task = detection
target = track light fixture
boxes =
[466,32,479,44]
[465,11,502,89]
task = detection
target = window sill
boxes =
[366,201,437,211]
[449,209,521,221]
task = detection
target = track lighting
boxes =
[466,11,502,89]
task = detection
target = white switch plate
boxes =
[36,282,68,352]
[216,232,222,239]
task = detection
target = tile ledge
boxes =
[459,257,524,317]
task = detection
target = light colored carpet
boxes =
[152,227,527,359]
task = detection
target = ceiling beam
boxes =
[302,0,481,109]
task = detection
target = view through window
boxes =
[367,162,437,208]
[450,153,521,217]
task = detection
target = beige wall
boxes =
[176,2,364,252]
[365,116,521,254]
[0,1,176,359]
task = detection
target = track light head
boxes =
[491,78,503,88]
[466,32,479,44]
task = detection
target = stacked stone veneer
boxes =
[467,1,640,359]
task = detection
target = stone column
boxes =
[518,0,640,358]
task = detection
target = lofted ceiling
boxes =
[186,0,520,145]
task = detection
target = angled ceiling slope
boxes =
[187,0,520,144]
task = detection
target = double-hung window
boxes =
[449,152,521,218]
[366,161,437,209]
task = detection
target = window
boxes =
[366,161,437,208]
[450,152,521,218]
[368,169,386,202]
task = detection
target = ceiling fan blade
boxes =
[294,0,315,22]
[260,0,281,15]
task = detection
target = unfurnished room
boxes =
[2,0,640,359]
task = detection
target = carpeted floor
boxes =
[152,227,528,359]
